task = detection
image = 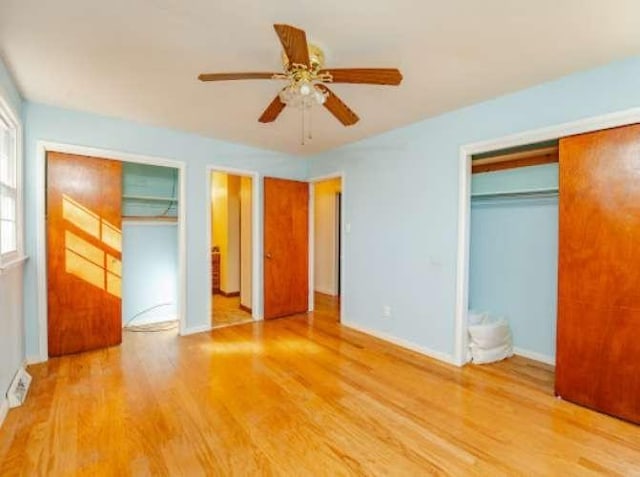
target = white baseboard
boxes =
[26,354,47,365]
[180,324,213,336]
[7,368,32,408]
[342,321,459,366]
[0,397,8,428]
[514,347,555,366]
[314,286,337,296]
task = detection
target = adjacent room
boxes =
[313,177,342,320]
[1,1,640,474]
[210,170,254,328]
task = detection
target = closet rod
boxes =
[471,187,558,200]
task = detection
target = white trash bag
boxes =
[467,311,514,364]
[469,342,514,364]
[467,310,488,326]
[469,317,511,349]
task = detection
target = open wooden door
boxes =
[556,124,640,424]
[263,177,308,319]
[47,152,123,357]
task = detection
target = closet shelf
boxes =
[471,187,558,200]
[122,194,178,202]
[122,215,177,223]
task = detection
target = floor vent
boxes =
[7,368,32,408]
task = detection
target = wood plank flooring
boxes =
[1,298,639,475]
[211,294,253,328]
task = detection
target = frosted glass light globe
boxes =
[299,82,311,96]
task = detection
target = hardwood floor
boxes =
[1,297,639,475]
[211,294,252,328]
[313,291,340,319]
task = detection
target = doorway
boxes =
[210,171,254,328]
[312,177,342,321]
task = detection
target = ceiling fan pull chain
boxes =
[308,107,313,140]
[301,107,305,146]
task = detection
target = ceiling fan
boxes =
[198,24,403,128]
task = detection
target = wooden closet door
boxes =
[47,152,123,357]
[556,124,640,424]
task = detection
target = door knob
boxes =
[265,252,272,259]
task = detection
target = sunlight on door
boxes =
[62,194,122,298]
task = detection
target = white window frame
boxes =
[0,94,24,269]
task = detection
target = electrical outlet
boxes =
[383,305,391,318]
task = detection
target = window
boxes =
[0,102,20,262]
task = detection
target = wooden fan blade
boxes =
[198,72,280,81]
[258,94,286,123]
[319,68,403,85]
[316,85,359,126]
[273,24,310,67]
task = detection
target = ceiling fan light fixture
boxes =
[278,86,295,105]
[314,86,328,105]
[279,81,328,109]
[298,81,312,96]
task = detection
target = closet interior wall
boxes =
[121,163,179,327]
[469,145,559,364]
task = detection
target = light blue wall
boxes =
[0,57,24,401]
[122,162,178,217]
[308,56,640,361]
[122,223,178,325]
[470,165,558,360]
[470,196,557,359]
[472,163,558,195]
[121,165,178,326]
[23,102,306,357]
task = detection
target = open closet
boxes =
[121,163,179,331]
[469,123,640,425]
[46,152,180,357]
[469,142,559,364]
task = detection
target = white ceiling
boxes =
[1,0,640,155]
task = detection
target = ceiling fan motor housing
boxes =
[281,43,326,72]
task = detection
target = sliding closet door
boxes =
[47,152,123,356]
[556,124,640,424]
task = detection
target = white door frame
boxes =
[206,166,262,323]
[308,172,345,323]
[35,141,187,362]
[454,107,640,366]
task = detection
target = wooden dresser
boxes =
[211,250,220,294]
